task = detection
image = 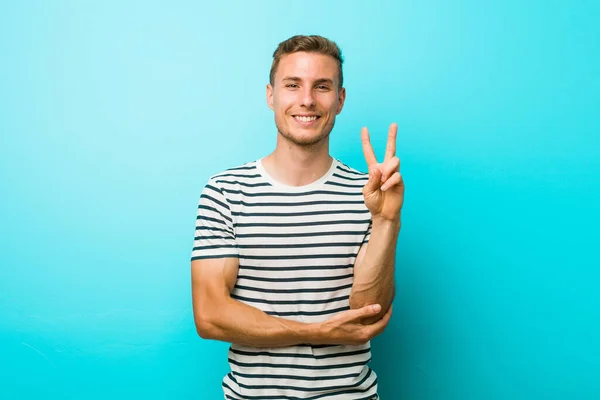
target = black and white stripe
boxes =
[192,158,376,399]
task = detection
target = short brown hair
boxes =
[269,35,344,89]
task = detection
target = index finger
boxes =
[361,127,378,166]
[384,123,398,162]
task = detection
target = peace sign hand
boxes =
[361,123,405,222]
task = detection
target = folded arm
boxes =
[191,257,391,348]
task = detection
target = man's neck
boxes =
[261,135,333,187]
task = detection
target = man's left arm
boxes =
[349,217,400,324]
[349,123,404,324]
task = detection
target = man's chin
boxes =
[280,129,330,147]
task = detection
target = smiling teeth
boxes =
[296,116,317,122]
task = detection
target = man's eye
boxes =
[316,85,329,90]
[286,84,298,88]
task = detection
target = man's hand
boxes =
[361,123,405,221]
[316,304,393,345]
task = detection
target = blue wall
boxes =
[1,1,598,399]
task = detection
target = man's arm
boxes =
[349,216,400,324]
[191,257,391,348]
[350,122,405,324]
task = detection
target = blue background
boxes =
[1,1,599,399]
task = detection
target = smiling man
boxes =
[191,35,404,400]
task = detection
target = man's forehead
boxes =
[277,52,338,81]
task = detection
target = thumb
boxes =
[338,304,381,323]
[359,304,382,318]
[363,165,382,195]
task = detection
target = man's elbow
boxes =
[193,311,220,340]
[349,287,385,310]
[350,280,395,307]
[349,292,384,316]
[348,293,367,311]
[349,287,395,317]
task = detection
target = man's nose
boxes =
[300,88,316,108]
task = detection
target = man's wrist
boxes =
[372,215,401,230]
[301,322,326,345]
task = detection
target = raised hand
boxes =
[361,123,405,221]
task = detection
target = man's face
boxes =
[267,51,346,147]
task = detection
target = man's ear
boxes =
[266,84,274,111]
[336,87,346,115]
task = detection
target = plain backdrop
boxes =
[1,1,599,399]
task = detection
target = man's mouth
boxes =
[292,115,320,125]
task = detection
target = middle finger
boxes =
[384,123,398,162]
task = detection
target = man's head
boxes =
[267,35,346,147]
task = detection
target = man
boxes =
[190,34,404,400]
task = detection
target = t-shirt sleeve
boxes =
[191,179,238,261]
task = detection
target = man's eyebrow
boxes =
[314,78,334,85]
[281,77,335,85]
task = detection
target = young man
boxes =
[191,35,404,400]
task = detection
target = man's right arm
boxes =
[191,257,392,348]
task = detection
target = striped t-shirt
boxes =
[191,157,378,400]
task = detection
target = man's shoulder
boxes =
[207,159,261,182]
[334,159,369,178]
[199,159,262,200]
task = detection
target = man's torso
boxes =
[192,158,379,399]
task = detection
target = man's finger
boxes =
[345,304,382,322]
[340,303,381,321]
[361,127,378,166]
[363,164,382,195]
[366,305,393,337]
[381,172,402,191]
[381,156,400,182]
[384,123,398,162]
[364,304,382,315]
